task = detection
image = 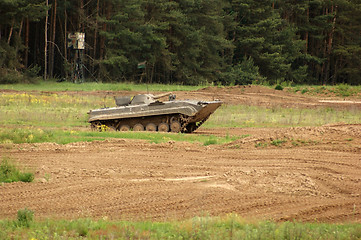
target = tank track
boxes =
[90,114,203,133]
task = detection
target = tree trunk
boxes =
[64,0,67,62]
[93,0,99,64]
[18,18,23,37]
[324,5,337,85]
[7,19,14,44]
[24,18,29,67]
[44,0,49,80]
[99,1,110,61]
[49,0,57,78]
[91,0,100,74]
[305,7,309,53]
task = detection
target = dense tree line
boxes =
[0,0,360,85]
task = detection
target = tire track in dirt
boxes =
[0,125,360,222]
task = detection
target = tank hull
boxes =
[88,96,222,133]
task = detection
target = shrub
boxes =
[275,84,284,91]
[15,208,34,228]
[0,157,34,183]
[0,68,23,84]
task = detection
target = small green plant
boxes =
[44,173,51,182]
[301,88,309,94]
[274,84,284,91]
[255,142,268,148]
[229,144,240,149]
[270,139,287,146]
[0,157,34,183]
[15,208,34,228]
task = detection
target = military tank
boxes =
[88,92,222,133]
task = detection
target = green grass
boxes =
[0,215,360,239]
[0,80,204,92]
[0,127,238,146]
[0,157,34,183]
[0,90,359,146]
[0,92,109,128]
[205,104,361,128]
[287,84,361,97]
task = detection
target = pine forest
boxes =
[1,0,360,85]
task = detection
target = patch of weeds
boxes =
[203,137,218,146]
[0,157,34,183]
[229,144,240,149]
[44,173,51,182]
[314,86,326,94]
[345,138,353,141]
[301,88,309,94]
[255,142,268,148]
[0,128,53,144]
[336,83,351,97]
[15,208,34,228]
[297,139,306,144]
[294,87,301,93]
[270,139,287,146]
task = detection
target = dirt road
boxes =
[0,86,360,223]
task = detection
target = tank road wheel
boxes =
[146,123,157,131]
[133,123,144,131]
[119,125,130,131]
[91,121,102,131]
[170,121,181,133]
[158,123,169,132]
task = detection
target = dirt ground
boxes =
[0,86,360,223]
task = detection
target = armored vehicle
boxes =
[88,92,222,133]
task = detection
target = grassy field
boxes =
[204,104,361,128]
[286,84,361,98]
[0,90,360,146]
[1,80,360,97]
[0,127,238,146]
[1,213,361,240]
[0,80,204,92]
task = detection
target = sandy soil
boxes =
[0,86,360,223]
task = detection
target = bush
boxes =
[0,67,39,84]
[275,84,284,91]
[0,68,23,84]
[16,208,34,228]
[0,157,34,183]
